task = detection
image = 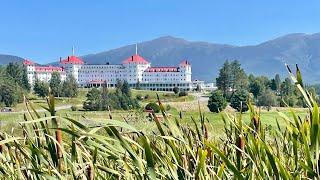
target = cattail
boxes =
[86,163,94,180]
[108,106,112,119]
[252,114,260,136]
[236,134,245,156]
[204,123,208,140]
[236,134,245,170]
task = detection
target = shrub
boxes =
[136,94,143,100]
[173,87,179,94]
[257,89,277,110]
[178,91,188,97]
[207,90,227,113]
[230,89,249,112]
[144,94,150,99]
[71,105,78,111]
[166,104,171,111]
[145,102,160,113]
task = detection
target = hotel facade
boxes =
[24,52,194,91]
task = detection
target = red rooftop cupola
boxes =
[179,60,191,66]
[122,54,150,64]
[23,59,35,65]
[60,55,84,65]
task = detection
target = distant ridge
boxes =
[81,33,320,83]
[0,54,24,65]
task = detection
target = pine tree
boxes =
[230,89,249,112]
[216,60,231,97]
[33,79,49,98]
[21,67,31,91]
[274,74,281,92]
[207,90,227,113]
[121,80,131,97]
[49,72,61,97]
[61,75,78,97]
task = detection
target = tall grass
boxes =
[0,65,319,179]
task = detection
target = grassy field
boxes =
[0,88,309,137]
[0,96,308,138]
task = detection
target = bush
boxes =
[173,87,179,94]
[145,102,160,113]
[178,91,188,97]
[166,104,171,111]
[144,94,150,99]
[136,94,143,100]
[207,90,227,113]
[230,89,249,112]
[71,105,78,111]
[257,89,277,110]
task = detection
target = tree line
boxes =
[208,60,318,112]
[33,72,78,98]
[83,80,140,111]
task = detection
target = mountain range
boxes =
[1,33,320,83]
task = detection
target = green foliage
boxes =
[144,94,150,99]
[49,72,62,97]
[6,62,30,91]
[216,60,248,98]
[173,87,179,94]
[83,88,102,111]
[249,79,265,97]
[207,90,227,113]
[230,89,249,112]
[145,102,160,113]
[83,85,139,111]
[71,105,78,111]
[136,94,143,100]
[33,79,49,98]
[257,89,277,110]
[178,91,188,97]
[0,83,22,107]
[61,74,78,97]
[121,80,131,96]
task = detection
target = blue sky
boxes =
[0,0,319,63]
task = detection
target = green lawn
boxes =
[0,88,308,138]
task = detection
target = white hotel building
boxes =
[24,52,194,91]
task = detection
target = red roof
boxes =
[23,59,35,65]
[180,60,191,66]
[122,54,149,64]
[35,66,65,73]
[60,56,84,65]
[144,67,179,73]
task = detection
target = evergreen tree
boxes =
[216,60,248,99]
[0,84,18,107]
[216,60,231,97]
[207,90,227,113]
[83,88,102,111]
[61,75,78,97]
[230,89,249,112]
[249,79,265,97]
[230,60,248,91]
[274,74,281,91]
[21,67,31,91]
[34,79,49,98]
[49,72,61,97]
[280,78,294,96]
[121,80,131,97]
